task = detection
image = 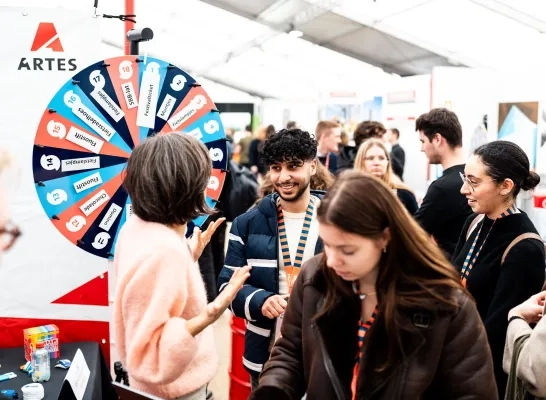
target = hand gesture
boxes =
[205,266,251,323]
[509,290,546,324]
[262,295,289,319]
[189,218,226,261]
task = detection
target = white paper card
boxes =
[157,94,176,121]
[64,349,90,400]
[73,172,102,194]
[99,203,122,231]
[80,189,110,216]
[65,127,104,154]
[121,82,138,109]
[136,62,161,128]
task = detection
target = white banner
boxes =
[0,7,109,335]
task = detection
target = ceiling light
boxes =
[288,23,303,38]
[288,29,303,38]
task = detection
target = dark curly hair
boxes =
[260,128,318,165]
[354,121,386,148]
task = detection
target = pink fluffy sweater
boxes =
[113,216,217,399]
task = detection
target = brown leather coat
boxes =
[251,255,498,400]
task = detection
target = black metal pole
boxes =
[129,40,139,56]
[127,28,154,56]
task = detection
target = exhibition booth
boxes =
[2,2,546,399]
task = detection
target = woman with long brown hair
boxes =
[354,139,418,214]
[251,171,497,400]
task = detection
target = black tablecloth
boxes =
[0,341,116,400]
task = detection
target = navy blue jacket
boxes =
[217,191,324,377]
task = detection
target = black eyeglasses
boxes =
[0,222,21,251]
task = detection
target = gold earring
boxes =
[382,246,387,253]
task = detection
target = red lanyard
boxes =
[351,307,378,399]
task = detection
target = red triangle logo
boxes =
[51,273,108,306]
[31,22,64,52]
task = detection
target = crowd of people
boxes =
[2,108,546,400]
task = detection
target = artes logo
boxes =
[18,22,77,71]
[31,22,64,52]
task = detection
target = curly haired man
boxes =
[217,128,325,391]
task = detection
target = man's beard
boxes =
[276,179,310,203]
[427,152,442,165]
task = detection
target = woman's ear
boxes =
[381,227,391,248]
[500,178,515,196]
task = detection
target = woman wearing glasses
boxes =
[0,150,20,257]
[452,140,545,398]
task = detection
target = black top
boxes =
[414,164,472,258]
[452,212,545,399]
[391,143,405,179]
[317,152,338,174]
[249,139,267,174]
[396,188,418,215]
[335,145,356,174]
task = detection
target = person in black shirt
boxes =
[414,108,471,257]
[452,141,545,398]
[385,128,405,180]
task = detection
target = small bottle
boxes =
[31,342,51,383]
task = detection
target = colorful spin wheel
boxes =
[33,56,228,259]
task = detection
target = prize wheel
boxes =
[33,55,228,259]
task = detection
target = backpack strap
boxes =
[466,215,484,240]
[501,233,545,264]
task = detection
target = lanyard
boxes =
[351,303,378,400]
[325,153,330,169]
[277,196,316,293]
[460,204,518,287]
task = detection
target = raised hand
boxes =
[188,217,226,261]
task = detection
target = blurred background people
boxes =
[385,128,405,180]
[354,139,418,214]
[315,120,341,175]
[237,125,253,169]
[250,125,275,178]
[286,121,298,129]
[337,120,386,173]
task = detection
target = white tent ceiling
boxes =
[9,0,546,100]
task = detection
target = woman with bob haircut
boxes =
[452,140,545,398]
[251,171,497,400]
[113,133,250,400]
[354,138,418,214]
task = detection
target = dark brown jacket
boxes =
[251,255,498,400]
